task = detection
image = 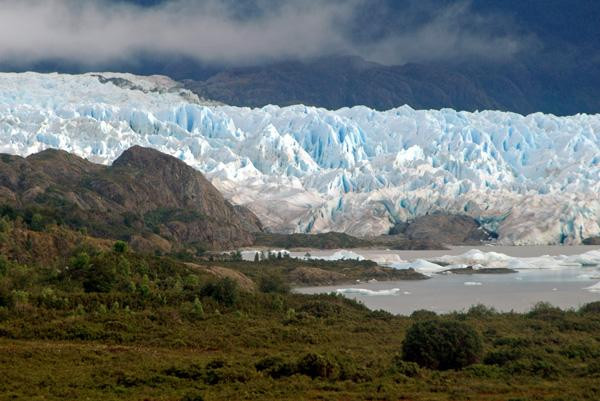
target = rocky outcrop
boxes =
[0,146,263,251]
[390,214,496,245]
[583,237,600,245]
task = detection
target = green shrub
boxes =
[258,273,290,294]
[29,213,45,231]
[296,352,338,379]
[464,363,504,379]
[83,263,118,293]
[410,309,437,320]
[467,304,497,318]
[0,256,9,276]
[0,284,14,308]
[204,360,254,385]
[484,348,524,366]
[390,356,421,377]
[164,363,204,380]
[587,359,600,375]
[201,278,239,307]
[580,301,600,314]
[113,240,128,254]
[255,356,296,378]
[402,319,483,370]
[527,302,564,320]
[181,391,204,401]
[297,300,342,318]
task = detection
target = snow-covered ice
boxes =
[584,282,600,293]
[1,72,600,244]
[335,288,403,296]
[306,250,365,261]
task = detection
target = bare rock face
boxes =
[390,214,496,245]
[583,237,600,245]
[0,146,263,251]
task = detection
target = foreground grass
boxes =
[2,298,600,400]
[0,226,599,400]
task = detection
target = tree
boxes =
[254,252,259,263]
[402,319,483,370]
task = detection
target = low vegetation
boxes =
[1,218,600,400]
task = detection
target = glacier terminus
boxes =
[0,72,599,245]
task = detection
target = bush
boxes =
[402,319,483,370]
[580,301,600,314]
[297,300,342,318]
[527,302,564,320]
[201,278,239,307]
[113,240,128,254]
[0,256,9,276]
[467,304,497,318]
[255,356,296,378]
[410,309,437,320]
[390,356,421,377]
[484,348,524,366]
[296,352,338,379]
[258,273,290,294]
[29,213,45,231]
[181,391,204,401]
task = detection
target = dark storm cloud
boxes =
[0,0,534,66]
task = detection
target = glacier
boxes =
[0,72,600,244]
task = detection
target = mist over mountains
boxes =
[1,0,600,115]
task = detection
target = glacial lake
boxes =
[292,245,600,315]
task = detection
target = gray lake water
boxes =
[294,245,600,315]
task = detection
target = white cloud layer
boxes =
[0,0,532,66]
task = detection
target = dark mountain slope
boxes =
[0,147,263,251]
[183,55,600,115]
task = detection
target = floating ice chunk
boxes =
[435,249,511,267]
[335,288,401,296]
[390,259,447,273]
[584,281,600,293]
[464,281,483,286]
[431,249,599,270]
[308,250,365,261]
[565,250,600,267]
[372,254,405,266]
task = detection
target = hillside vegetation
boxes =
[0,217,600,400]
[0,147,262,253]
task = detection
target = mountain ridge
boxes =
[0,145,263,252]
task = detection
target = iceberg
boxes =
[335,288,403,296]
[584,282,600,293]
[307,250,365,261]
[390,259,447,274]
[432,249,600,270]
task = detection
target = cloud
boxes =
[0,0,533,67]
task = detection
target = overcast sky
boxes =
[0,0,535,67]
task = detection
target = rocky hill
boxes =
[0,146,263,252]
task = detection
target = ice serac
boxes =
[1,72,600,245]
